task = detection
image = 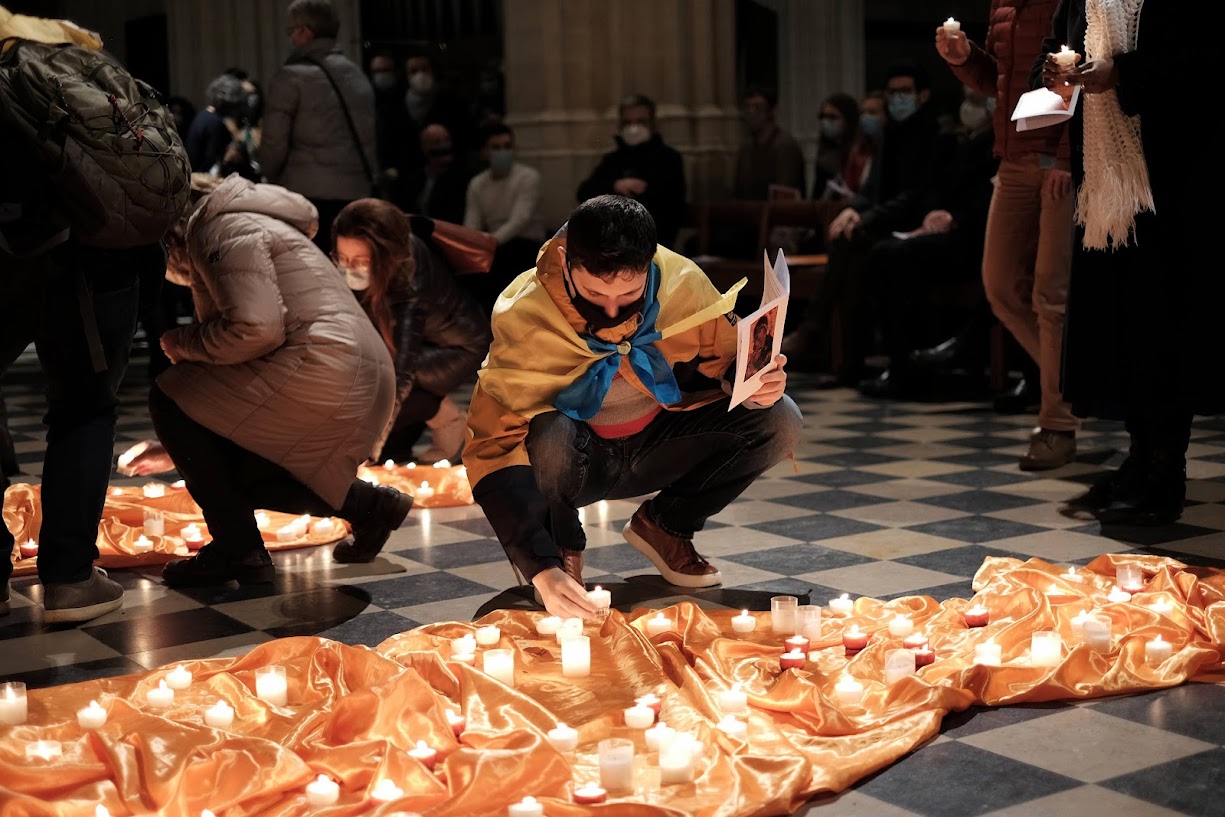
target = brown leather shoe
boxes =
[623,505,722,588]
[1019,427,1077,471]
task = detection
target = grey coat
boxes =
[261,37,377,202]
[158,176,394,507]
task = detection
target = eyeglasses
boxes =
[286,24,306,36]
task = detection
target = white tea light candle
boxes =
[1145,635,1173,665]
[646,612,673,636]
[1030,631,1062,667]
[483,649,515,686]
[369,778,403,802]
[132,535,154,554]
[887,615,915,638]
[77,699,107,729]
[834,675,864,706]
[408,739,438,770]
[1082,614,1113,653]
[546,722,579,753]
[535,615,562,636]
[1053,44,1079,67]
[885,649,917,685]
[828,593,854,616]
[305,774,340,807]
[718,683,748,715]
[624,703,655,729]
[645,720,676,753]
[204,700,234,728]
[943,17,961,34]
[716,714,747,739]
[598,737,635,793]
[561,635,591,678]
[1106,586,1133,604]
[165,664,192,690]
[25,739,62,761]
[475,624,501,646]
[974,638,1002,666]
[556,617,584,644]
[587,585,611,614]
[255,665,288,706]
[507,797,544,817]
[731,609,757,633]
[146,680,174,709]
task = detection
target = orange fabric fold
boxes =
[1,554,1222,816]
[355,463,474,508]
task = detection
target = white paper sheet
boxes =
[729,249,790,410]
[1011,85,1081,132]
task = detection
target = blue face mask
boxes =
[489,148,514,174]
[819,118,844,141]
[888,92,918,122]
[858,113,883,140]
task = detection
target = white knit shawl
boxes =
[1078,0,1153,250]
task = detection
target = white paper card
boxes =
[730,250,790,410]
[1011,86,1081,132]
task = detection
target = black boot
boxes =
[333,482,414,563]
[1098,463,1187,526]
[162,543,275,588]
[993,376,1040,413]
[1076,453,1147,510]
[1097,418,1188,526]
[858,367,923,399]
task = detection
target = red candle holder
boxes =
[964,606,990,628]
[902,633,927,651]
[784,635,810,654]
[634,694,663,717]
[842,628,869,653]
[18,541,38,560]
[780,650,807,670]
[573,784,608,805]
[913,646,936,668]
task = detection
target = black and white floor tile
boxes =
[3,347,1223,817]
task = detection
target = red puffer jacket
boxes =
[950,0,1069,162]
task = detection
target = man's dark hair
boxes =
[224,67,249,80]
[480,122,513,146]
[884,62,930,92]
[287,0,341,38]
[618,93,656,121]
[744,85,778,108]
[566,195,657,279]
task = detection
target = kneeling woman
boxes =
[332,199,491,463]
[128,175,414,584]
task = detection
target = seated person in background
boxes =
[401,123,471,225]
[403,54,476,160]
[186,73,244,173]
[125,175,414,582]
[465,195,802,618]
[464,122,546,313]
[734,86,806,200]
[333,199,491,464]
[576,94,687,248]
[858,88,999,399]
[811,92,862,201]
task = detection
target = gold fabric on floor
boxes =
[1,554,1221,816]
[355,462,474,508]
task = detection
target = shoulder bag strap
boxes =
[303,56,375,190]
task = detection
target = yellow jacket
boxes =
[0,6,102,52]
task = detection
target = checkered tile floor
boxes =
[3,346,1224,817]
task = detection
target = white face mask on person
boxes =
[959,100,991,130]
[408,71,435,95]
[620,123,650,146]
[338,264,371,291]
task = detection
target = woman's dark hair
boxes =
[331,199,417,355]
[566,195,657,279]
[206,74,246,115]
[287,0,341,38]
[479,121,513,147]
[821,91,860,146]
[618,93,656,121]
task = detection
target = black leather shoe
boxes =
[1074,456,1146,510]
[911,334,973,368]
[858,368,921,399]
[1097,465,1186,526]
[162,544,275,588]
[334,484,414,563]
[993,377,1039,413]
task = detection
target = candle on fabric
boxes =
[416,480,435,500]
[1082,614,1113,653]
[451,634,478,655]
[659,740,696,785]
[445,707,466,737]
[624,704,655,729]
[546,722,579,753]
[1030,631,1062,667]
[507,797,544,817]
[797,604,823,639]
[1062,566,1085,583]
[843,625,868,654]
[717,683,748,715]
[474,624,501,646]
[408,739,438,770]
[96,807,111,817]
[18,539,38,559]
[483,649,515,686]
[305,774,340,807]
[204,700,234,728]
[1145,635,1173,665]
[77,700,107,729]
[964,604,990,628]
[634,693,662,716]
[771,595,798,633]
[598,738,635,793]
[433,459,452,469]
[1053,44,1079,67]
[716,714,747,739]
[887,615,915,638]
[885,649,917,685]
[132,535,154,554]
[384,459,396,469]
[828,593,854,617]
[1149,598,1175,616]
[1106,586,1133,604]
[834,675,864,706]
[779,649,806,670]
[181,523,204,544]
[164,664,193,690]
[646,612,673,636]
[535,615,562,636]
[913,644,936,668]
[145,680,174,709]
[143,509,165,538]
[561,635,591,678]
[254,511,270,529]
[902,633,928,651]
[731,610,757,633]
[1116,563,1145,594]
[111,487,124,496]
[25,739,62,761]
[943,16,961,34]
[311,518,336,537]
[572,782,608,804]
[142,482,165,498]
[556,617,584,644]
[171,479,186,489]
[645,720,676,753]
[255,665,288,706]
[451,652,476,667]
[1069,609,1091,642]
[587,585,612,614]
[369,779,403,802]
[974,638,1002,666]
[784,634,810,654]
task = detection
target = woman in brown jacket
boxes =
[127,175,413,585]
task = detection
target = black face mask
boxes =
[564,261,645,332]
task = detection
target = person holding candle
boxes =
[1035,1,1214,524]
[934,0,1079,469]
[464,195,802,618]
[330,199,491,466]
[121,175,414,585]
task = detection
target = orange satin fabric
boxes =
[1,554,1222,816]
[4,483,347,578]
[355,463,474,509]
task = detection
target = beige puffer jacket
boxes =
[157,176,394,508]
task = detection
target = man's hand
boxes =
[613,177,648,197]
[1042,168,1073,201]
[921,210,955,235]
[533,567,602,619]
[828,207,861,241]
[935,26,970,66]
[1042,53,1081,102]
[160,332,183,365]
[1067,58,1118,94]
[121,440,176,476]
[748,355,788,407]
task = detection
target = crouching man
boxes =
[465,195,802,618]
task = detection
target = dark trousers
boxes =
[1,244,146,586]
[525,396,802,550]
[802,229,883,378]
[380,387,444,462]
[149,384,374,558]
[308,198,354,254]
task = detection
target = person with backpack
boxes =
[261,0,377,252]
[1,7,191,621]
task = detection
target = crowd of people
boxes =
[0,0,1202,626]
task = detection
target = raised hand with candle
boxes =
[934,22,971,66]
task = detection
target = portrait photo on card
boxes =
[730,295,787,408]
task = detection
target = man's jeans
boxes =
[525,396,803,550]
[1,244,149,588]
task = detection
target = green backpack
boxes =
[0,39,191,250]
